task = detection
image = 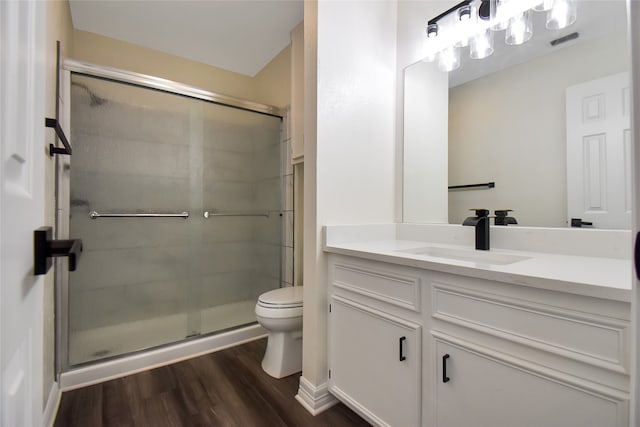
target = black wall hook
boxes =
[45,118,72,156]
[46,41,72,156]
[34,226,82,275]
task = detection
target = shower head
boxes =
[71,81,108,107]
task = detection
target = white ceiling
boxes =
[69,0,304,77]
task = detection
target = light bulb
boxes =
[546,0,577,30]
[457,5,473,47]
[421,35,437,62]
[506,10,533,45]
[438,45,461,72]
[533,0,554,12]
[470,29,494,59]
[491,0,510,31]
[427,23,438,38]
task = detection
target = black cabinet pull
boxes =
[399,336,406,361]
[635,232,640,280]
[443,354,450,383]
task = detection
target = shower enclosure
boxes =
[60,65,284,369]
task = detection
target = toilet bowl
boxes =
[255,286,303,379]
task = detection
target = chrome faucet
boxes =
[462,209,490,250]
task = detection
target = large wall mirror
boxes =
[403,0,630,229]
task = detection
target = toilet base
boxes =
[261,329,303,379]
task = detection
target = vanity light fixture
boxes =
[457,4,473,47]
[505,10,533,45]
[533,0,554,12]
[438,45,462,72]
[546,0,577,30]
[490,0,510,31]
[421,0,577,72]
[427,22,439,38]
[470,28,494,59]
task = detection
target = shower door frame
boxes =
[56,59,286,377]
[64,59,285,117]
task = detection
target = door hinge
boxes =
[328,369,331,379]
[329,303,331,313]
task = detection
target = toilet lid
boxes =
[258,286,303,308]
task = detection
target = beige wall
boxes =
[73,30,256,101]
[254,46,292,108]
[449,31,630,227]
[73,29,293,108]
[44,0,74,410]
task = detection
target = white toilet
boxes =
[255,286,303,379]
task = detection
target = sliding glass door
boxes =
[67,74,282,366]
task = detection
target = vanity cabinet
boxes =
[434,337,625,427]
[327,256,424,427]
[326,253,631,427]
[329,297,421,427]
[430,275,630,427]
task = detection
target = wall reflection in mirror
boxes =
[403,0,631,229]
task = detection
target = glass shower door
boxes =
[68,75,203,365]
[198,102,282,335]
[67,73,283,367]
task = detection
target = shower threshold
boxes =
[61,300,265,390]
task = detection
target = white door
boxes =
[566,72,631,229]
[630,1,640,425]
[1,1,46,426]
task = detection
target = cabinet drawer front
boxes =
[433,332,629,427]
[332,261,421,311]
[432,282,629,372]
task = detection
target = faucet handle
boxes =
[494,209,513,216]
[469,208,490,217]
[495,209,517,225]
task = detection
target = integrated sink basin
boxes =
[397,246,531,265]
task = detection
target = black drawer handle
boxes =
[399,336,406,361]
[443,354,450,383]
[635,232,640,280]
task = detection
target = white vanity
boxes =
[314,1,637,425]
[325,224,631,427]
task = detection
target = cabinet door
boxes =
[328,297,421,427]
[435,338,627,427]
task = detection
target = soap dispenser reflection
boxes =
[462,209,490,251]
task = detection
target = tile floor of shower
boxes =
[69,299,257,365]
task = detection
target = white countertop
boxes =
[324,225,632,302]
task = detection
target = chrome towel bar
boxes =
[89,211,189,219]
[203,210,270,218]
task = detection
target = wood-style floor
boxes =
[54,338,371,427]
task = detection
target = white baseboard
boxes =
[295,375,338,415]
[43,382,61,427]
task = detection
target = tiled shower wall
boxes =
[68,76,293,346]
